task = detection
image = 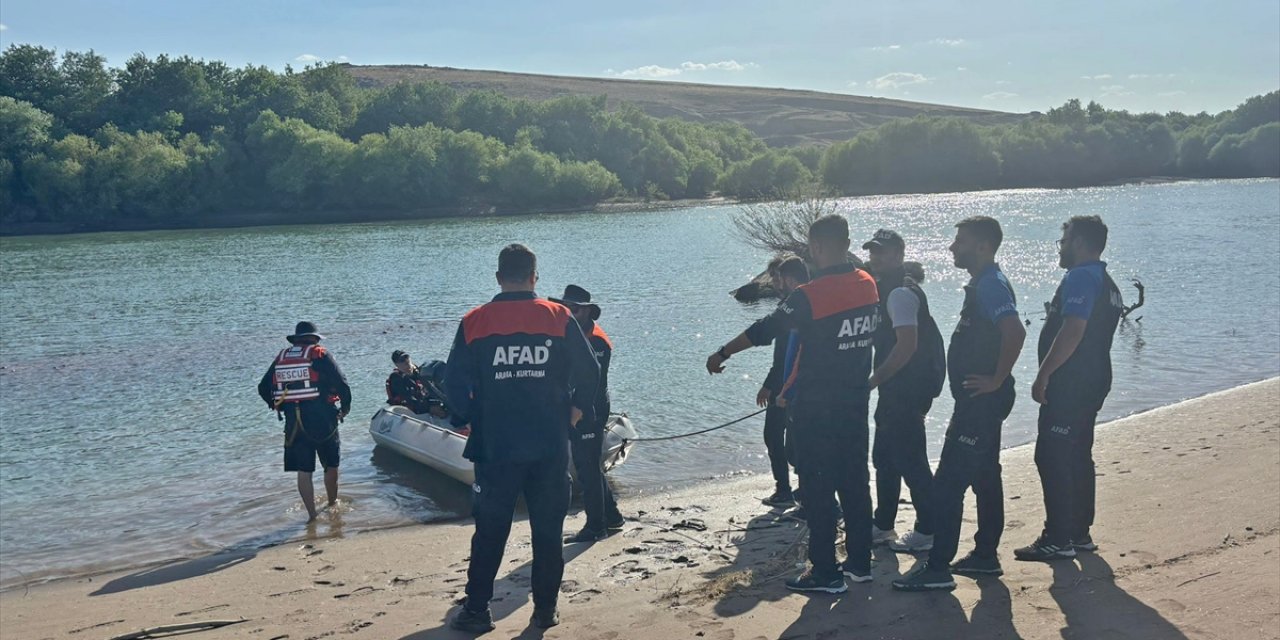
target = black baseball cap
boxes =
[391,350,410,363]
[862,229,905,251]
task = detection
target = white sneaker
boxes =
[871,526,898,545]
[889,530,934,553]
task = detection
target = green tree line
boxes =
[820,93,1279,194]
[0,46,812,224]
[0,45,1276,228]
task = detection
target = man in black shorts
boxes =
[258,321,352,521]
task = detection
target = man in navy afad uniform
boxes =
[755,255,809,508]
[257,322,352,522]
[1016,215,1123,562]
[707,215,881,594]
[552,285,626,544]
[445,244,599,633]
[895,216,1026,592]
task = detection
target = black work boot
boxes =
[531,607,560,629]
[563,527,605,544]
[450,604,496,634]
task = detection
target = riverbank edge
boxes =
[0,175,1209,238]
[2,376,1278,640]
[1,376,1275,640]
[1,374,1273,595]
[0,196,737,237]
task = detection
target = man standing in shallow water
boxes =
[258,321,352,522]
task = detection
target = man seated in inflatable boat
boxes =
[385,350,456,423]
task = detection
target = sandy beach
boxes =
[2,377,1277,640]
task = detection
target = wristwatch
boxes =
[717,346,731,360]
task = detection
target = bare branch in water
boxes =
[1121,278,1145,319]
[730,191,844,259]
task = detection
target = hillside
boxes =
[341,64,1022,147]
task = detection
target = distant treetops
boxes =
[1,45,1276,227]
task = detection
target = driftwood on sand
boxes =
[106,619,245,640]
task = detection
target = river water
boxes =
[1,179,1277,588]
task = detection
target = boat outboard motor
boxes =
[419,360,451,412]
[421,360,447,388]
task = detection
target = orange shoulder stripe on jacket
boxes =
[591,324,613,349]
[801,269,880,320]
[463,298,570,344]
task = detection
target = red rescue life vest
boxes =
[272,344,324,404]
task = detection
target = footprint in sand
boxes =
[67,619,125,635]
[601,559,655,582]
[333,586,384,600]
[342,620,373,634]
[175,604,230,617]
[1126,550,1159,564]
[269,588,316,598]
[568,589,602,603]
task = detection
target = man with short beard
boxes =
[894,216,1025,592]
[1016,215,1122,562]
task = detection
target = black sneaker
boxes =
[1072,535,1098,552]
[840,560,872,584]
[891,561,956,592]
[762,490,796,507]
[531,607,560,629]
[785,569,847,594]
[1014,535,1077,562]
[950,551,1004,576]
[450,605,496,634]
[606,514,626,531]
[783,505,807,522]
[563,528,606,544]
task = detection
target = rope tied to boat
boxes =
[623,407,767,443]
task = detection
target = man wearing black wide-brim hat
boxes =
[257,321,352,522]
[551,285,625,543]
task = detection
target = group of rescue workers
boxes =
[258,212,1123,632]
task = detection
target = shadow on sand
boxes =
[89,525,307,596]
[1049,552,1188,639]
[693,504,1016,639]
[397,524,594,640]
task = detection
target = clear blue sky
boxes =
[2,0,1277,114]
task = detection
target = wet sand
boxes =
[2,378,1277,640]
